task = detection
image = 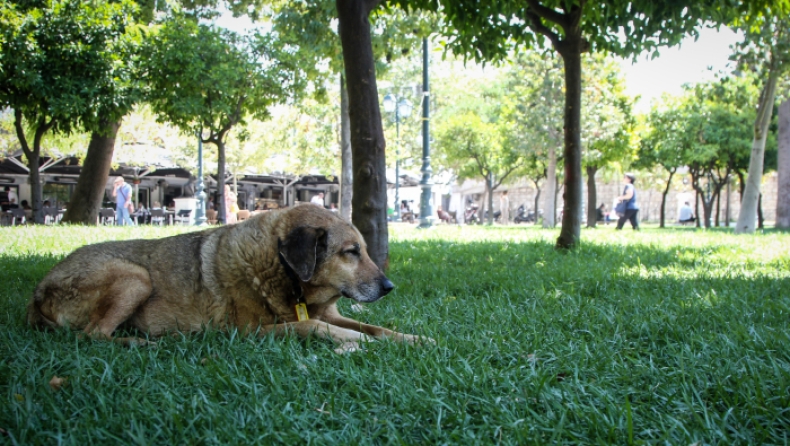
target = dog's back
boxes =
[27,230,216,332]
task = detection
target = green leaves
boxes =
[0,0,142,135]
[141,16,296,140]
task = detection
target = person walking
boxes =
[112,176,135,226]
[615,173,639,230]
[499,191,510,225]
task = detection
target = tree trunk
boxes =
[701,196,713,229]
[715,191,721,227]
[737,170,745,201]
[776,99,790,229]
[555,39,583,248]
[693,183,701,228]
[340,74,353,222]
[757,193,764,229]
[337,0,388,269]
[486,173,494,225]
[735,68,778,234]
[216,139,227,224]
[554,176,562,227]
[543,145,557,228]
[62,121,121,225]
[585,165,598,228]
[660,169,675,228]
[14,111,51,224]
[533,181,541,226]
[27,152,43,224]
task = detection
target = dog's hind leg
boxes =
[82,263,156,347]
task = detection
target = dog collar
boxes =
[278,251,309,321]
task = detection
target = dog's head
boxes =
[277,208,393,304]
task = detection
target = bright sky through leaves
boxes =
[213,12,739,114]
[621,27,740,111]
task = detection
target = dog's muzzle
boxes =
[343,276,395,303]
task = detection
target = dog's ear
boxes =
[278,226,327,282]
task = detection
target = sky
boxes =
[620,26,741,111]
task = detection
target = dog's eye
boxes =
[343,249,360,257]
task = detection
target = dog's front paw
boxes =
[399,333,435,345]
[334,341,363,354]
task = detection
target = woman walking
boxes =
[616,173,639,230]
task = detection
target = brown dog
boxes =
[27,205,428,352]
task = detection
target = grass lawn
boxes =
[1,222,789,444]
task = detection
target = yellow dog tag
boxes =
[295,303,309,321]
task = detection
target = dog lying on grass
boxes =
[27,205,430,353]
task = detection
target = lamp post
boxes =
[194,129,207,226]
[418,37,434,228]
[383,93,412,221]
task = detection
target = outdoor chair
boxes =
[10,208,26,225]
[174,209,192,225]
[150,208,166,226]
[43,207,60,225]
[237,209,251,221]
[99,208,115,225]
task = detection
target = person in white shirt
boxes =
[310,192,325,207]
[5,187,17,205]
[678,201,695,224]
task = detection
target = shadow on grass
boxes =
[2,233,789,444]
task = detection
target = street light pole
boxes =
[194,130,207,226]
[395,105,401,221]
[383,92,412,222]
[418,37,434,228]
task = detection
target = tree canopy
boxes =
[142,15,298,222]
[394,0,765,248]
[0,0,141,223]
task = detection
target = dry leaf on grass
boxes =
[49,375,67,391]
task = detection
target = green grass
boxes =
[1,223,789,444]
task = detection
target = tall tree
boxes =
[580,53,635,228]
[733,12,790,233]
[397,0,762,248]
[684,77,757,228]
[777,99,790,229]
[142,17,297,223]
[271,0,431,256]
[435,111,523,224]
[335,0,390,268]
[636,96,690,228]
[0,0,139,224]
[501,51,563,228]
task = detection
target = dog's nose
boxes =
[380,277,395,296]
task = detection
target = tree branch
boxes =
[492,163,522,189]
[33,117,55,152]
[13,109,32,158]
[525,10,561,48]
[525,0,568,28]
[364,0,383,15]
